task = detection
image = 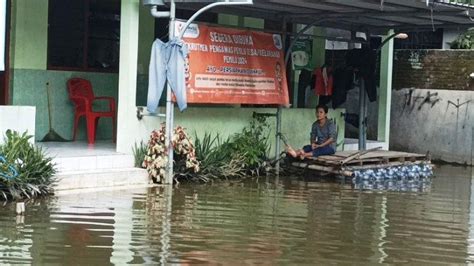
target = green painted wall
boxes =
[11,69,118,141]
[135,4,155,106]
[129,106,345,155]
[10,0,48,70]
[218,14,239,26]
[174,107,345,154]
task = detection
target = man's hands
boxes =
[311,143,319,149]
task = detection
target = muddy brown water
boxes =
[0,165,473,264]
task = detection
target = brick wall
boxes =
[393,50,474,91]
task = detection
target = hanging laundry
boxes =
[345,47,377,102]
[332,68,354,108]
[147,37,189,113]
[314,66,333,96]
[297,69,313,108]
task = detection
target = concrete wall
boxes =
[390,88,473,165]
[0,106,35,144]
[389,50,474,164]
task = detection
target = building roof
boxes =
[174,0,474,34]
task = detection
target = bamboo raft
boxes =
[291,148,432,178]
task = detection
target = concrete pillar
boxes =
[116,0,160,154]
[377,29,394,147]
[117,0,140,153]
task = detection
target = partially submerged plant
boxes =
[0,130,56,201]
[230,115,271,170]
[190,116,271,182]
[132,140,147,168]
[143,116,271,183]
[142,124,200,183]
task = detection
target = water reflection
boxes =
[353,177,432,192]
[0,165,472,264]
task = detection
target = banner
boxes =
[177,22,289,106]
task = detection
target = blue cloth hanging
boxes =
[147,37,189,113]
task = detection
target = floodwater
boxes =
[1,165,473,265]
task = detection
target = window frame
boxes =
[47,0,120,73]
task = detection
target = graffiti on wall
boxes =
[447,98,471,129]
[408,51,423,70]
[403,89,442,112]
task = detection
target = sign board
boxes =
[177,21,289,106]
[290,37,312,70]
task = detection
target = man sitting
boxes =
[287,104,337,159]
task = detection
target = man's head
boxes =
[316,104,328,120]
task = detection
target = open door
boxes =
[0,0,9,105]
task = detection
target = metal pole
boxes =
[178,1,253,40]
[164,1,254,184]
[358,78,366,150]
[275,108,282,173]
[363,78,368,150]
[165,0,176,185]
[275,17,288,174]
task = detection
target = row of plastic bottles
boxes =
[351,164,433,182]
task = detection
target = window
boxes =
[48,0,120,72]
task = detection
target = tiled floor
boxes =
[344,138,388,151]
[36,141,134,172]
[37,141,120,158]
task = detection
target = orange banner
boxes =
[177,22,289,106]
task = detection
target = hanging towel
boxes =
[147,38,189,113]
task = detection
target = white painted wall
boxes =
[442,29,462,49]
[0,106,36,144]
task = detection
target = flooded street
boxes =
[1,165,473,264]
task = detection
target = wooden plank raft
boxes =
[291,149,431,177]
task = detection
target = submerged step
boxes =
[53,154,135,172]
[55,167,150,191]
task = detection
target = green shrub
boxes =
[132,140,147,168]
[193,132,246,182]
[230,115,270,169]
[449,27,474,49]
[0,130,56,201]
[191,116,271,182]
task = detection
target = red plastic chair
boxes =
[67,78,116,144]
